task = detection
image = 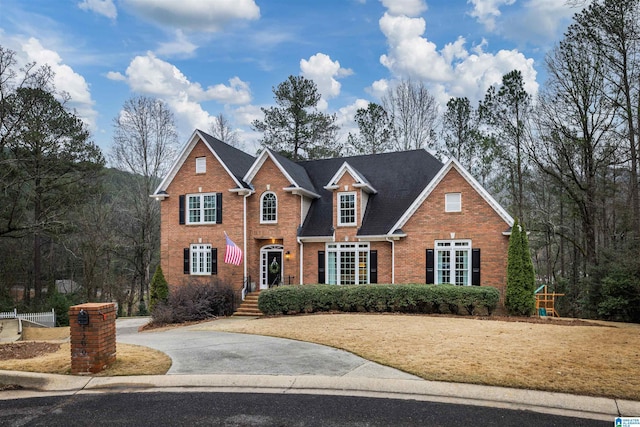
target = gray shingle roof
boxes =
[199,130,255,188]
[298,150,443,236]
[267,149,317,193]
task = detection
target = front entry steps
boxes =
[233,291,263,316]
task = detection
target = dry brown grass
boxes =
[197,313,640,401]
[0,342,171,376]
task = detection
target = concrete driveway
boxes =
[116,317,420,379]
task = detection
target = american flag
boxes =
[224,233,243,266]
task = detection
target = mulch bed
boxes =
[0,342,61,361]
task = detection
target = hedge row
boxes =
[257,284,500,316]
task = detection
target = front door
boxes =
[260,245,283,289]
[266,251,282,288]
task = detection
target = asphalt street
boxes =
[0,392,611,427]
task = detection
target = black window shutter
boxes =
[183,247,190,274]
[216,193,223,224]
[318,251,325,284]
[370,250,378,284]
[179,195,185,224]
[212,248,218,275]
[426,249,434,284]
[472,248,481,286]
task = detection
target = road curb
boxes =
[3,371,638,422]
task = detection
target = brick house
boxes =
[153,129,514,304]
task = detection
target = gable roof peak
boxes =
[324,161,377,194]
[152,129,255,196]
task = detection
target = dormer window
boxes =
[195,157,206,174]
[261,192,277,223]
[338,192,356,226]
[445,192,461,212]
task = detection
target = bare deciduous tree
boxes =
[111,96,178,312]
[382,79,439,152]
[209,112,242,149]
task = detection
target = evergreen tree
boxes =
[251,75,340,160]
[520,222,536,299]
[505,219,536,315]
[149,265,169,312]
[347,102,393,155]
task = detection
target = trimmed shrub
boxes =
[149,265,169,312]
[151,279,236,324]
[258,283,500,316]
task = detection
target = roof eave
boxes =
[284,186,321,199]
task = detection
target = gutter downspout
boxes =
[243,191,251,299]
[297,237,303,285]
[386,237,395,283]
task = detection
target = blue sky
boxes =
[0,0,583,157]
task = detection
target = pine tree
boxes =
[149,265,169,312]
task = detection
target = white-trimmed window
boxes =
[435,240,471,285]
[445,192,461,212]
[326,243,369,285]
[187,193,218,224]
[191,244,212,275]
[195,157,206,173]
[261,192,277,223]
[338,192,356,226]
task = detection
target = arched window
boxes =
[261,192,277,223]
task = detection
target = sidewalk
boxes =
[1,317,639,422]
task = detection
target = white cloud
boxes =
[380,0,427,17]
[78,0,117,19]
[156,30,198,57]
[443,46,538,103]
[106,71,126,81]
[21,37,98,130]
[122,0,260,32]
[368,79,390,99]
[501,0,582,45]
[377,7,538,105]
[300,53,353,102]
[111,52,252,139]
[467,0,515,31]
[336,98,370,139]
[379,13,452,82]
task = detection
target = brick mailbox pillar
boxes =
[69,302,116,375]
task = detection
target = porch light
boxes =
[285,251,290,260]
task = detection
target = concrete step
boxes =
[233,292,263,316]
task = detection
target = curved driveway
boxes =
[116,317,421,380]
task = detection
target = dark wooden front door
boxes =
[267,251,282,287]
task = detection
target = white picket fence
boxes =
[0,308,56,327]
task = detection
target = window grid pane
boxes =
[188,196,200,223]
[203,195,216,222]
[262,193,277,222]
[191,244,212,275]
[438,250,450,284]
[340,251,356,285]
[455,250,468,285]
[339,193,355,225]
[328,252,337,285]
[358,251,368,284]
[326,243,369,285]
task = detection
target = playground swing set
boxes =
[535,284,565,317]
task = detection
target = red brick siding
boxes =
[396,167,509,298]
[160,146,509,301]
[160,139,245,290]
[246,157,302,286]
